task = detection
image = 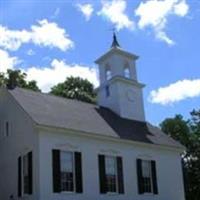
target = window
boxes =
[105,85,110,97]
[105,156,117,193]
[5,121,9,137]
[137,159,158,195]
[98,155,124,194]
[142,160,152,193]
[60,151,74,192]
[18,152,33,197]
[105,68,112,80]
[124,67,130,78]
[52,150,83,193]
[23,154,30,194]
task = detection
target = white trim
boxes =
[100,149,121,156]
[97,76,145,91]
[55,143,79,151]
[95,47,138,64]
[137,154,153,160]
[37,125,185,153]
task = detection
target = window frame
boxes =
[60,150,76,193]
[105,155,118,194]
[141,159,154,194]
[19,152,32,197]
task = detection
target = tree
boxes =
[0,69,40,92]
[0,72,5,86]
[160,114,190,146]
[186,110,200,200]
[160,110,200,200]
[50,76,96,103]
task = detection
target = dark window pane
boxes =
[60,152,74,192]
[23,154,29,194]
[142,160,152,193]
[5,122,9,137]
[105,156,117,193]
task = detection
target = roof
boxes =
[95,34,138,64]
[95,46,139,64]
[8,87,183,149]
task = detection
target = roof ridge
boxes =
[8,87,97,107]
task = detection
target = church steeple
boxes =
[95,34,145,121]
[111,32,120,48]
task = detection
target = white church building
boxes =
[0,34,185,200]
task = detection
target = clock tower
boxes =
[95,33,145,121]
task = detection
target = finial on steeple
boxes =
[111,30,120,48]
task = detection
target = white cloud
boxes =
[156,31,175,45]
[98,0,134,30]
[0,27,30,51]
[174,0,189,16]
[135,0,189,45]
[0,50,98,92]
[31,19,74,51]
[25,59,99,92]
[149,79,200,105]
[77,3,94,21]
[0,49,20,73]
[0,19,74,51]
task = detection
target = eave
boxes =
[95,47,139,64]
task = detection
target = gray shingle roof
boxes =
[8,87,183,149]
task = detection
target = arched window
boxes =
[105,64,112,80]
[124,66,130,78]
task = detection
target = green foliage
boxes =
[160,110,200,200]
[160,114,190,146]
[0,73,5,86]
[0,69,40,92]
[50,76,96,103]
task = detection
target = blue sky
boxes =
[0,0,200,125]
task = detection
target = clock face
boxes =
[127,89,134,102]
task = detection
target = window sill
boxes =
[141,193,155,196]
[60,191,76,195]
[104,192,120,196]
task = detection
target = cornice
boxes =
[36,123,185,153]
[95,47,139,64]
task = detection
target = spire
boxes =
[111,32,120,48]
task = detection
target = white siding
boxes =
[98,80,145,121]
[38,129,185,200]
[0,88,40,200]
